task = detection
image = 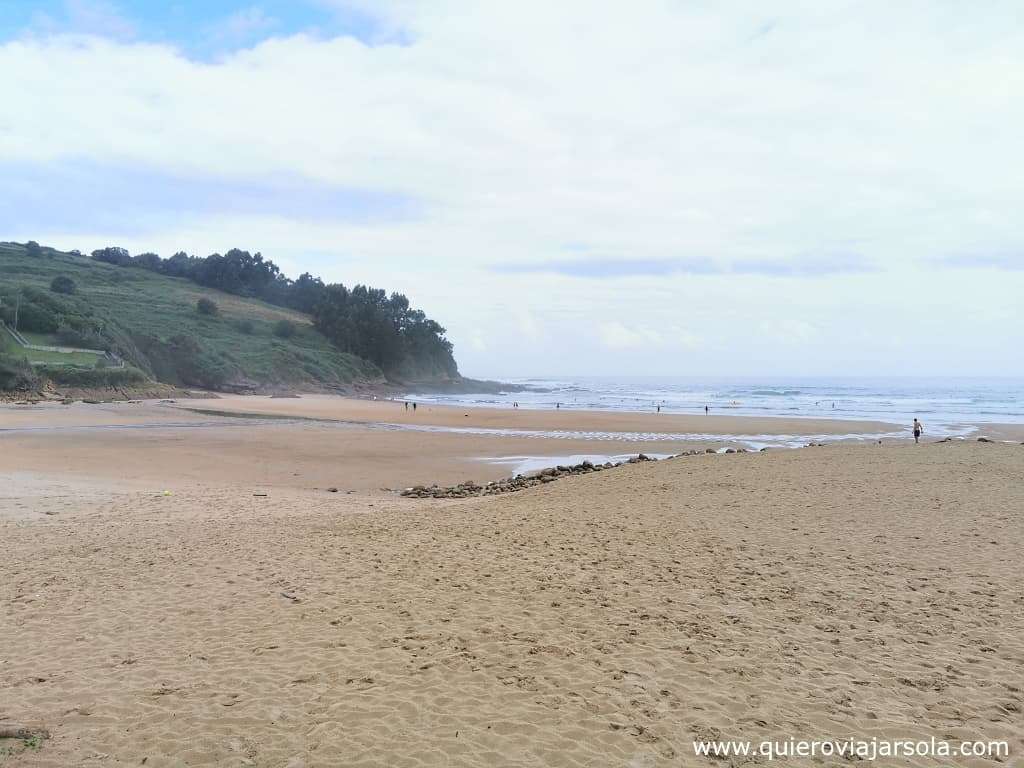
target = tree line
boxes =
[88,246,457,380]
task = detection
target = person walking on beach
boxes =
[412,402,417,412]
[913,418,923,444]
[705,405,709,415]
[404,401,408,411]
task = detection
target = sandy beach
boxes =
[2,397,1023,766]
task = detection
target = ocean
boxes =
[406,376,1024,436]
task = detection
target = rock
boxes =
[396,451,669,499]
[724,448,736,454]
[326,487,339,493]
[705,448,716,454]
[977,437,993,443]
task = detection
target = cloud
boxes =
[2,2,1023,375]
[0,160,416,235]
[598,322,663,350]
[759,318,819,345]
[492,254,874,279]
[938,252,1024,271]
[468,329,487,351]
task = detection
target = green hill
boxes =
[0,242,383,392]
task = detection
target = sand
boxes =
[2,399,1023,766]
[180,394,900,437]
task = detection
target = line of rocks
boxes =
[399,448,757,499]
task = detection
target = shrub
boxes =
[135,334,235,389]
[196,297,219,316]
[12,303,59,334]
[55,326,108,351]
[273,319,296,339]
[50,275,77,295]
[0,354,39,390]
[236,319,255,335]
[45,365,146,388]
[25,241,42,258]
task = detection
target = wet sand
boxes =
[180,393,900,436]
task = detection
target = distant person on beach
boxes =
[412,402,417,412]
[656,405,660,413]
[913,418,923,444]
[404,401,408,411]
[705,405,709,415]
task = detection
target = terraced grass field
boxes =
[0,243,382,389]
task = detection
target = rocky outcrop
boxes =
[399,449,753,500]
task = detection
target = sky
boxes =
[1,0,1022,378]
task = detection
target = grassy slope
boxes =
[0,326,103,366]
[0,243,383,389]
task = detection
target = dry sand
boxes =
[2,399,1023,766]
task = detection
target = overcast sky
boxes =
[2,1,1022,378]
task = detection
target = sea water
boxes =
[405,376,1024,433]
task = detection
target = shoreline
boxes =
[174,393,905,437]
[2,396,1021,512]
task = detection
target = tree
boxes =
[192,249,280,297]
[50,276,76,295]
[162,251,197,278]
[25,241,42,258]
[91,246,132,266]
[133,252,162,271]
[53,240,461,381]
[288,272,326,313]
[196,297,219,316]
